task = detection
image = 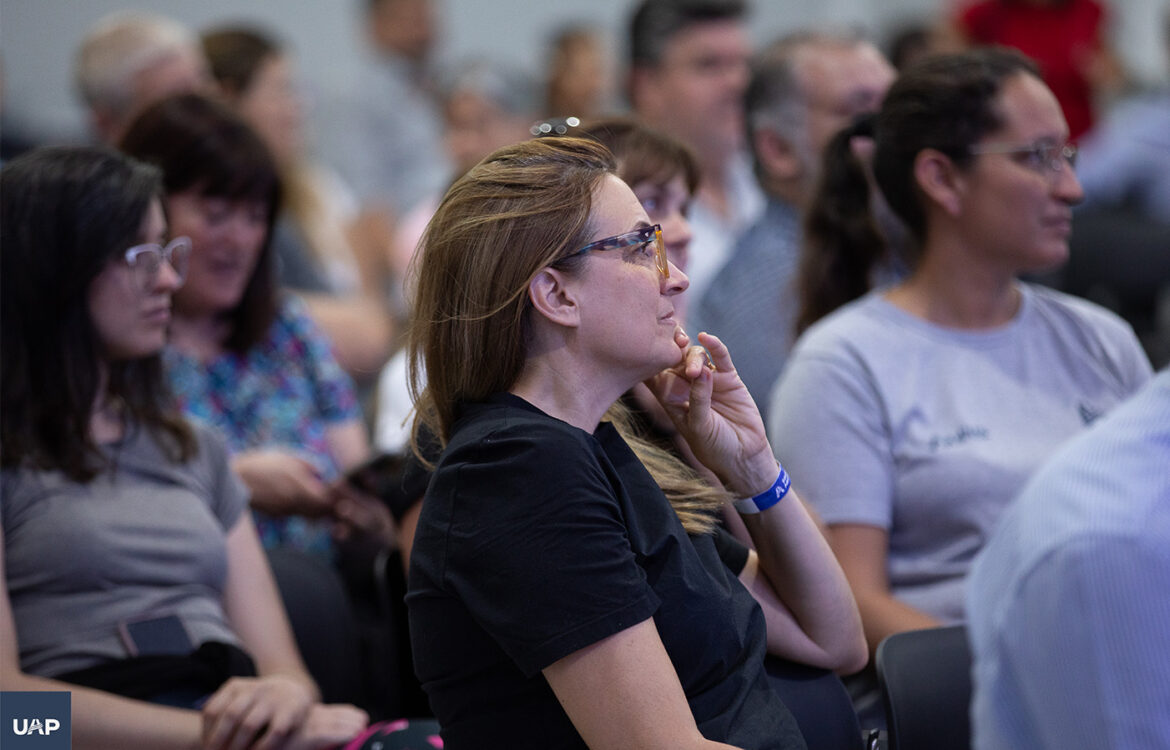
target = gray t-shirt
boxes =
[768,283,1152,621]
[1,422,249,676]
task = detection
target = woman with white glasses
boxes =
[0,146,368,749]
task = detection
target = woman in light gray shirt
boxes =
[769,48,1152,661]
[0,146,367,749]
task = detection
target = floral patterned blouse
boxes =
[164,296,361,557]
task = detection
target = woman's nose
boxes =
[663,260,689,296]
[1052,161,1084,205]
[155,257,184,291]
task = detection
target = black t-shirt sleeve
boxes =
[710,525,750,576]
[434,419,660,677]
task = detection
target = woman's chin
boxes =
[640,346,685,382]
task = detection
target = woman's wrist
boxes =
[727,451,782,498]
[733,463,791,514]
[265,669,321,702]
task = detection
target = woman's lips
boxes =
[143,305,171,325]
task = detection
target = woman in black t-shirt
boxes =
[406,137,861,749]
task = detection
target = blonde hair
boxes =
[605,401,727,533]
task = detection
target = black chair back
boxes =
[875,625,972,750]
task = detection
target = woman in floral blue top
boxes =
[121,93,392,557]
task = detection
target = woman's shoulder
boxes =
[1021,283,1152,386]
[428,398,620,519]
[181,418,232,464]
[110,420,232,483]
[1022,283,1137,340]
[789,291,894,360]
[438,397,610,487]
[448,396,595,455]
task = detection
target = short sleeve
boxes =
[768,348,895,529]
[709,526,750,576]
[1114,326,1154,395]
[192,424,250,531]
[280,297,361,424]
[1048,290,1154,395]
[1078,298,1153,394]
[433,422,660,677]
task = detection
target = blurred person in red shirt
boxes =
[950,0,1126,140]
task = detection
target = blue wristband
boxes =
[733,465,792,514]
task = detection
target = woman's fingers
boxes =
[203,681,261,750]
[696,331,735,374]
[203,676,315,750]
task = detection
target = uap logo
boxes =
[1,691,71,749]
[13,717,62,735]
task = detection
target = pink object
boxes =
[339,718,410,750]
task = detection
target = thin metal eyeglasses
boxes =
[123,236,192,293]
[569,224,668,278]
[967,140,1078,177]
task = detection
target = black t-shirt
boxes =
[406,394,805,749]
[712,524,751,576]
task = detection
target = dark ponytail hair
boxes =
[873,47,1038,243]
[795,114,888,336]
[795,47,1039,334]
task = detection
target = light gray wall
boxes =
[2,0,1167,143]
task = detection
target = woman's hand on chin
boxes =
[644,331,777,497]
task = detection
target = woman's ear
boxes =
[913,148,965,218]
[527,267,580,328]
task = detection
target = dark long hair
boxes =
[1,146,195,480]
[796,114,888,335]
[119,93,281,352]
[796,48,1038,332]
[873,47,1038,244]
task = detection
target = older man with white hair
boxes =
[690,31,895,421]
[75,12,211,144]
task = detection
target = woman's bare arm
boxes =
[543,618,742,750]
[827,523,942,656]
[0,527,204,750]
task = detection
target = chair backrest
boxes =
[875,625,972,750]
